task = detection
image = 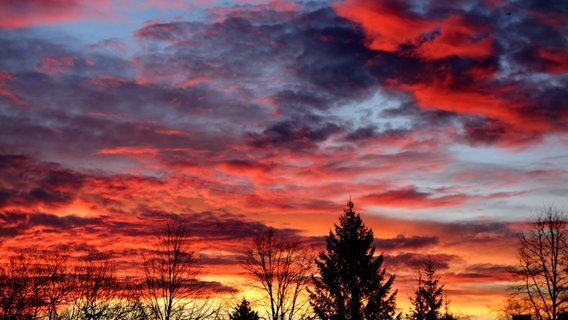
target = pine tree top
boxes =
[407,258,446,320]
[333,200,374,245]
[230,299,260,320]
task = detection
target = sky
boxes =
[0,0,567,318]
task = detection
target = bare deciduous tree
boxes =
[242,229,313,320]
[142,221,216,320]
[33,252,76,320]
[0,254,43,320]
[64,253,125,320]
[516,206,568,320]
[496,295,532,320]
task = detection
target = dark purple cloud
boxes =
[375,234,439,250]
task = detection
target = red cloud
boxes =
[395,80,561,138]
[415,14,494,60]
[0,0,83,28]
[362,187,468,209]
[537,48,568,74]
[95,146,162,156]
[36,55,76,75]
[334,0,436,52]
[218,160,272,176]
[361,186,527,209]
[399,82,519,122]
[334,0,493,60]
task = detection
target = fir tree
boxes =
[441,293,458,320]
[407,259,445,320]
[309,200,398,320]
[229,299,260,320]
[408,271,427,320]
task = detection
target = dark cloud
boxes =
[515,0,568,12]
[375,234,439,250]
[247,120,341,150]
[445,263,518,282]
[440,220,520,248]
[361,187,468,209]
[137,9,375,104]
[461,118,508,145]
[198,253,241,266]
[195,280,239,295]
[135,21,204,42]
[0,154,84,208]
[464,263,516,276]
[345,126,411,142]
[183,211,285,240]
[0,211,102,238]
[386,252,462,271]
[133,7,380,145]
[290,8,377,96]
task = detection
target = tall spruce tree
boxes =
[408,259,444,320]
[408,271,427,320]
[229,299,260,320]
[309,200,398,320]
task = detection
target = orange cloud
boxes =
[180,76,210,88]
[96,146,162,156]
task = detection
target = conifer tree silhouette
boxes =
[408,271,427,320]
[309,200,398,320]
[229,299,260,320]
[408,259,444,320]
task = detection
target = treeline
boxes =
[0,201,457,320]
[0,223,218,320]
[3,202,564,320]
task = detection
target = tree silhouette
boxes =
[309,200,398,320]
[408,271,427,320]
[65,253,125,320]
[229,299,260,320]
[496,295,532,320]
[35,253,75,320]
[142,220,217,320]
[242,229,313,320]
[515,206,568,320]
[0,254,43,320]
[142,221,199,320]
[407,259,446,320]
